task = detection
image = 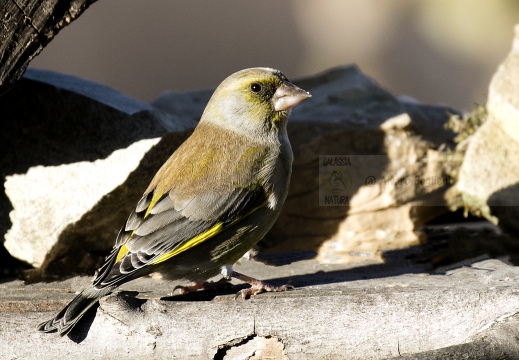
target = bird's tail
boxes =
[37,286,111,336]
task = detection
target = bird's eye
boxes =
[250,82,262,93]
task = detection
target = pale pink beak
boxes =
[272,81,311,111]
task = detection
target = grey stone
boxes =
[2,65,460,279]
[0,69,195,279]
[264,66,458,264]
[457,24,519,232]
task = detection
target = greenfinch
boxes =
[37,67,311,335]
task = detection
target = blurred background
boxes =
[29,0,519,111]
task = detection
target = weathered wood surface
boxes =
[2,258,519,359]
[0,0,97,90]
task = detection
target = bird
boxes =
[37,67,311,336]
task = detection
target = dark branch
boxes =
[0,0,97,90]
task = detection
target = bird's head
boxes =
[201,67,311,136]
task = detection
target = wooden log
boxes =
[2,258,519,359]
[0,0,97,90]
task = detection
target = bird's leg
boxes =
[172,277,232,295]
[230,270,294,299]
[172,282,204,295]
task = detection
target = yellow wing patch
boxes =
[114,192,165,263]
[150,222,224,265]
[115,235,132,263]
[150,197,268,265]
[115,222,224,266]
[114,192,268,266]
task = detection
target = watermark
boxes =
[319,155,454,206]
[319,156,353,206]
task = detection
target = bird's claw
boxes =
[171,278,233,295]
[234,283,294,300]
[171,283,201,295]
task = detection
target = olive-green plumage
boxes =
[37,67,311,335]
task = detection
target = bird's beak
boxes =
[272,81,312,111]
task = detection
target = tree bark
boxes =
[0,0,97,91]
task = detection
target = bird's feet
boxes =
[172,269,294,299]
[234,282,293,299]
[231,270,294,299]
[171,277,232,295]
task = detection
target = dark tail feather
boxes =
[37,287,108,336]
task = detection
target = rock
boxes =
[263,66,457,264]
[158,67,459,266]
[5,141,161,268]
[1,66,460,279]
[457,24,519,233]
[0,69,195,280]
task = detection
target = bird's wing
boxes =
[93,185,267,288]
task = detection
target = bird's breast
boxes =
[262,132,293,211]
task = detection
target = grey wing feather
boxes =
[94,186,266,287]
[173,189,247,221]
